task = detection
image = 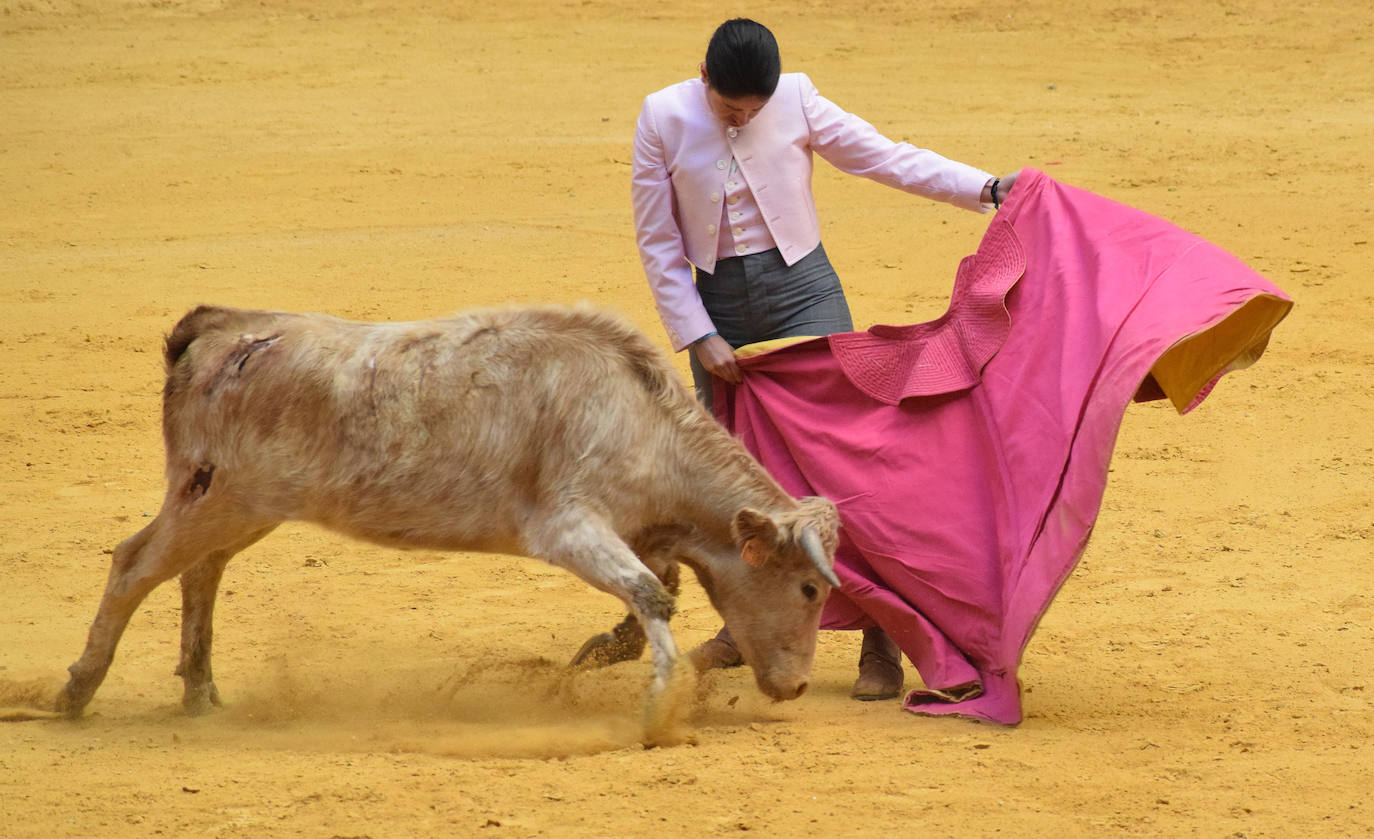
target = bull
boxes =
[56,303,841,720]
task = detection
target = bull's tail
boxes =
[162,304,283,423]
[164,305,240,374]
[161,304,287,469]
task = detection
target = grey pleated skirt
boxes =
[689,243,853,409]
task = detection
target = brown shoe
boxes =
[851,627,904,701]
[687,627,744,672]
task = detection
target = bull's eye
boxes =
[801,582,819,602]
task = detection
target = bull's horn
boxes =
[800,526,841,589]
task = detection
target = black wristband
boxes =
[990,177,1002,210]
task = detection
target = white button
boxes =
[730,211,742,221]
[734,227,745,236]
[716,159,727,170]
[707,224,717,234]
[727,181,737,189]
[710,192,720,203]
[727,127,738,138]
[735,244,748,254]
[727,195,740,205]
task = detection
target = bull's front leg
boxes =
[570,565,679,669]
[570,613,647,669]
[628,576,680,696]
[525,511,680,696]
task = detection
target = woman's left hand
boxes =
[996,171,1019,205]
[985,171,1020,208]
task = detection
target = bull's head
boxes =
[704,495,842,701]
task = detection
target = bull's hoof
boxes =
[570,632,642,669]
[54,683,88,719]
[640,657,698,748]
[181,683,222,716]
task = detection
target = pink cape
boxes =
[714,170,1292,724]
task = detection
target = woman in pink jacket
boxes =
[632,18,1019,700]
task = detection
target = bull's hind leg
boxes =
[57,494,273,718]
[58,518,169,717]
[176,525,275,715]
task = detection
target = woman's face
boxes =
[700,65,770,128]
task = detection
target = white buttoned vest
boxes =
[632,73,992,351]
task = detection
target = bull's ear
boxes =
[732,508,779,554]
[741,537,768,567]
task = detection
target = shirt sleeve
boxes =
[631,97,718,352]
[798,73,994,213]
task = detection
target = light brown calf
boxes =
[57,303,841,718]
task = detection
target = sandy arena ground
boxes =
[2,1,1371,836]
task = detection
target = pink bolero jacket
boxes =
[631,72,994,351]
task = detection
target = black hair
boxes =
[704,18,781,99]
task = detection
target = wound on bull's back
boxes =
[229,335,281,374]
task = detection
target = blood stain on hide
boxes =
[188,464,215,498]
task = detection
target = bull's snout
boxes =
[757,675,809,702]
[735,635,817,702]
